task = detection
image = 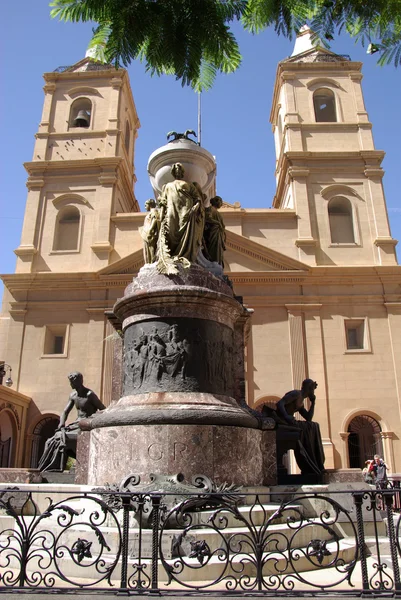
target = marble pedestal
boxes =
[79,263,276,487]
[86,424,276,487]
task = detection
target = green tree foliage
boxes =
[50,0,401,90]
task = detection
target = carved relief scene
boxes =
[123,319,234,396]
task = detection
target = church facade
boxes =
[1,29,400,475]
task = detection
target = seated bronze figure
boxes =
[38,372,105,472]
[261,379,325,477]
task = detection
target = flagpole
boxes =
[197,92,202,146]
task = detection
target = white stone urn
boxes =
[147,138,217,202]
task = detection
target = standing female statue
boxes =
[140,198,160,264]
[203,195,226,267]
[157,163,204,274]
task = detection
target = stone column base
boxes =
[86,424,276,487]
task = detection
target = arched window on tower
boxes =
[124,121,131,155]
[347,415,383,469]
[53,206,81,251]
[69,97,92,129]
[328,196,355,243]
[313,88,337,122]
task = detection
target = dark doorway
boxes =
[347,415,383,468]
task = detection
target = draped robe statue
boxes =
[140,199,160,264]
[156,163,204,274]
[38,372,105,472]
[203,195,226,267]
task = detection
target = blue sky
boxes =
[1,1,400,300]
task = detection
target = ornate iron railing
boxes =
[0,486,399,594]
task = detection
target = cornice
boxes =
[14,245,37,257]
[111,213,148,224]
[288,122,371,131]
[374,237,398,248]
[24,157,123,175]
[0,387,31,407]
[110,209,297,224]
[37,130,112,140]
[244,295,397,307]
[43,67,125,83]
[2,264,400,295]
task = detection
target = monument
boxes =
[78,135,276,487]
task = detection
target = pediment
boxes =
[98,249,145,276]
[98,231,309,277]
[225,230,309,272]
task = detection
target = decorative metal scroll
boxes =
[0,486,399,594]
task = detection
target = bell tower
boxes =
[15,56,140,273]
[270,26,397,266]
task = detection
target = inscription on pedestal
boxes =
[147,443,163,461]
[174,442,187,459]
[123,318,234,396]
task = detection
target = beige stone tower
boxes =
[15,57,140,274]
[270,26,397,267]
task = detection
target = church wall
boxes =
[17,308,105,421]
[46,78,113,143]
[245,305,294,404]
[291,72,366,125]
[32,182,99,273]
[303,128,361,152]
[241,216,299,259]
[111,214,145,259]
[239,274,401,472]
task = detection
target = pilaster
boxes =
[5,307,27,392]
[85,308,107,401]
[286,303,335,469]
[339,432,350,469]
[15,175,44,271]
[384,302,401,472]
[380,431,395,473]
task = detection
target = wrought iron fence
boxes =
[0,485,399,595]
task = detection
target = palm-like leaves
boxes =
[50,0,245,90]
[50,0,401,90]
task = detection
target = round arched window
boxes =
[313,88,337,122]
[69,98,92,129]
[328,196,355,243]
[54,206,81,251]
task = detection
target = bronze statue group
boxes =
[141,162,226,275]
